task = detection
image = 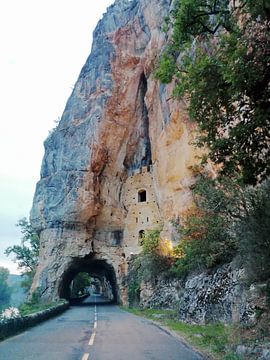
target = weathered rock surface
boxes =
[236,344,270,360]
[30,0,201,303]
[140,264,264,325]
[29,2,267,345]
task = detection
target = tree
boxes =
[0,267,11,311]
[5,218,39,291]
[71,273,91,297]
[156,0,270,184]
[171,175,238,277]
[236,180,270,283]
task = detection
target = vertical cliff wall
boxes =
[30,0,202,303]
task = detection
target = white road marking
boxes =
[88,332,96,346]
[94,321,97,329]
[82,353,89,360]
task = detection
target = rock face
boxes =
[139,264,262,325]
[30,0,202,303]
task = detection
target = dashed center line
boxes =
[81,353,89,360]
[88,332,96,346]
[82,297,98,359]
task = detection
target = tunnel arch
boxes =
[58,256,119,303]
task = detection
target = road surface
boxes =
[0,295,204,360]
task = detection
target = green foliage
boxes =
[127,230,172,306]
[5,218,39,291]
[71,272,91,297]
[141,229,172,280]
[127,280,141,307]
[141,229,160,255]
[18,287,65,316]
[127,256,142,307]
[156,0,270,184]
[171,176,237,277]
[171,0,233,45]
[236,180,270,283]
[19,300,65,317]
[0,267,11,311]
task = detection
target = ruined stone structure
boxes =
[30,0,201,304]
[123,165,161,250]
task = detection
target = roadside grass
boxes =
[121,307,240,360]
[19,300,66,316]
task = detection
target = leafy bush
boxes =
[156,0,270,185]
[127,256,142,307]
[5,218,39,291]
[141,229,173,280]
[127,230,173,306]
[0,307,20,322]
[171,176,237,277]
[0,267,11,311]
[236,180,270,283]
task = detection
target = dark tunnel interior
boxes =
[58,256,119,304]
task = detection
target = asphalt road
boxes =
[0,295,204,360]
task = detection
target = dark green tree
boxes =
[71,273,91,297]
[5,218,39,291]
[0,267,11,311]
[156,0,270,184]
[171,175,238,277]
[236,180,270,283]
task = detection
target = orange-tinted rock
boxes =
[30,0,203,303]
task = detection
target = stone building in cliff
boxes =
[123,165,161,251]
[30,0,201,305]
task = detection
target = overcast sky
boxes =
[0,0,114,274]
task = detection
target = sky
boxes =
[0,0,114,274]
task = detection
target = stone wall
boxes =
[0,302,69,341]
[123,165,161,253]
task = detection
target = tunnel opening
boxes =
[58,257,119,305]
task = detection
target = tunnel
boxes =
[58,256,119,304]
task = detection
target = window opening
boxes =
[138,190,146,202]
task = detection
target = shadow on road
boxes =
[70,294,115,306]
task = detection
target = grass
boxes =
[122,307,241,360]
[19,299,66,316]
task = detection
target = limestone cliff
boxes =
[30,0,201,303]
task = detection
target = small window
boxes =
[139,230,145,245]
[111,230,123,246]
[138,190,146,202]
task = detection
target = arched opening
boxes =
[138,189,146,202]
[58,256,119,305]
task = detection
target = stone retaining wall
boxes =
[0,302,69,341]
[139,263,264,325]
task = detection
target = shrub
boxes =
[236,180,270,283]
[127,230,173,306]
[0,267,11,311]
[171,176,238,277]
[127,256,141,307]
[0,307,20,322]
